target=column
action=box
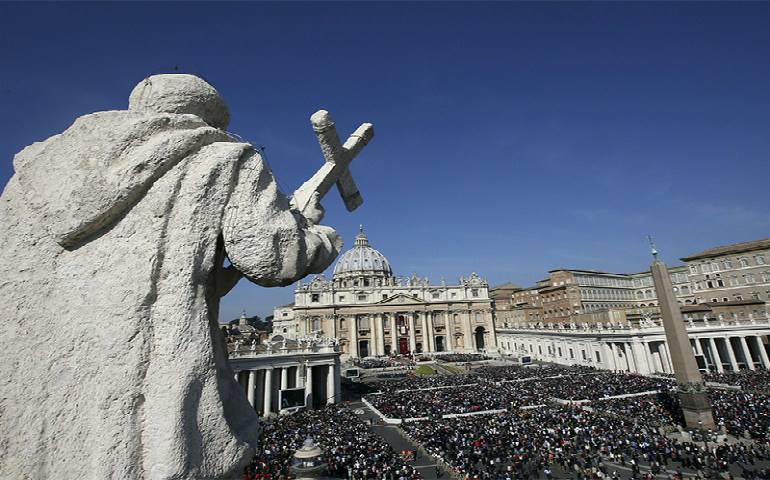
[650,343,663,373]
[707,337,724,373]
[305,365,314,410]
[738,336,755,370]
[625,342,637,372]
[659,343,673,374]
[390,314,398,355]
[487,309,499,350]
[281,367,289,390]
[723,337,740,371]
[692,338,704,356]
[296,364,304,387]
[334,361,341,403]
[408,312,417,354]
[263,368,273,415]
[607,343,618,371]
[424,312,435,353]
[462,310,473,352]
[375,314,385,356]
[599,342,611,370]
[638,342,653,375]
[326,364,336,405]
[443,311,455,352]
[753,336,770,369]
[247,370,257,408]
[349,317,359,358]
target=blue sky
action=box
[2,2,769,322]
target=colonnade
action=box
[231,355,341,415]
[340,309,497,358]
[498,327,770,375]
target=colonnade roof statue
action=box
[0,74,373,479]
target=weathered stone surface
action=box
[0,74,345,479]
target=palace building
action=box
[273,227,497,359]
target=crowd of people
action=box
[354,357,405,370]
[248,361,770,479]
[364,367,675,419]
[399,404,770,480]
[246,403,423,479]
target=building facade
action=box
[681,238,770,317]
[273,228,497,359]
[496,238,770,374]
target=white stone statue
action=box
[0,74,371,479]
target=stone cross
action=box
[292,110,374,215]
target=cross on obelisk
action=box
[648,236,716,430]
[292,110,374,220]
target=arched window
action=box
[339,318,347,329]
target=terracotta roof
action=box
[680,238,770,262]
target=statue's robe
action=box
[0,110,340,479]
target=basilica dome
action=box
[333,227,392,278]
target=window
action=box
[311,294,319,302]
[475,312,482,323]
[358,317,368,329]
[744,274,756,284]
[312,318,320,331]
[358,294,367,301]
[432,292,440,299]
[701,264,710,273]
[472,289,479,298]
[740,258,750,267]
[723,260,733,269]
[689,265,698,274]
[757,255,766,265]
[414,316,421,326]
[762,271,770,282]
[339,318,347,329]
[711,262,719,271]
[729,276,739,286]
[434,313,442,325]
[338,295,346,302]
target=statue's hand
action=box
[290,190,325,225]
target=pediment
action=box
[377,293,427,305]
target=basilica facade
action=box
[273,228,497,359]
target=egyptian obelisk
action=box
[649,237,715,430]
